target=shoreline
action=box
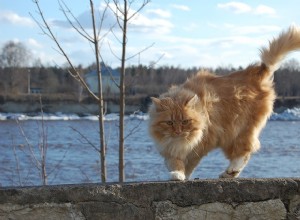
[0,95,300,115]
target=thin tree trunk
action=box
[32,0,107,183]
[39,95,48,185]
[90,0,106,182]
[119,0,128,183]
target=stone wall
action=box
[0,178,299,220]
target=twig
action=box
[148,53,165,68]
[70,126,101,153]
[79,167,92,183]
[47,144,70,184]
[58,0,94,43]
[16,119,41,170]
[126,42,155,61]
[11,137,22,186]
[124,111,143,140]
[99,54,120,88]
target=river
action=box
[0,109,299,186]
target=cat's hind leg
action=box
[220,132,260,178]
[219,154,250,178]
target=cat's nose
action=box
[174,129,181,135]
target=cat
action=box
[148,25,300,181]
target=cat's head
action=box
[148,91,208,158]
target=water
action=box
[0,109,300,187]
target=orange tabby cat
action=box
[148,26,300,180]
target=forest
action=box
[1,41,300,105]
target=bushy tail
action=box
[260,25,300,73]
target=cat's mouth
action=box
[171,132,189,138]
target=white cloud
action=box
[130,14,173,34]
[146,9,171,18]
[217,2,252,14]
[154,34,258,48]
[27,38,43,49]
[0,11,35,27]
[52,4,173,35]
[171,4,190,11]
[254,5,277,16]
[183,23,199,32]
[218,23,281,35]
[217,2,277,17]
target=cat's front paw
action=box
[219,170,240,178]
[170,171,185,181]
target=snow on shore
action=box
[0,110,149,121]
[0,108,299,121]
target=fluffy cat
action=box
[148,25,300,180]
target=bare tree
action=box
[32,0,151,183]
[15,97,48,185]
[31,0,108,182]
[0,41,31,68]
[107,0,150,182]
[0,41,31,94]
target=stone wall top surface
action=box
[0,178,299,220]
[1,178,299,206]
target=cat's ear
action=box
[185,95,198,108]
[151,97,161,105]
[151,97,164,111]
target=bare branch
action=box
[31,0,99,101]
[58,0,94,43]
[79,167,92,182]
[12,143,22,186]
[97,3,109,38]
[105,0,124,30]
[47,144,70,181]
[149,53,165,68]
[127,0,150,21]
[107,40,121,61]
[99,55,120,88]
[16,119,41,169]
[29,13,56,41]
[67,69,80,81]
[70,126,101,153]
[124,119,142,140]
[126,42,155,61]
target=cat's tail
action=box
[260,25,300,75]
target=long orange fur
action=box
[148,26,300,180]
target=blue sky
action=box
[1,0,300,68]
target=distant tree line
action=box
[1,41,300,101]
[124,61,300,98]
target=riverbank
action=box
[0,178,299,219]
[1,94,300,114]
[0,94,151,114]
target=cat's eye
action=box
[166,121,173,126]
[182,119,190,125]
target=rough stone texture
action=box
[0,203,85,220]
[0,178,299,220]
[154,199,286,220]
[288,195,300,220]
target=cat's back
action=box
[183,70,218,93]
[189,66,273,93]
[184,66,275,116]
